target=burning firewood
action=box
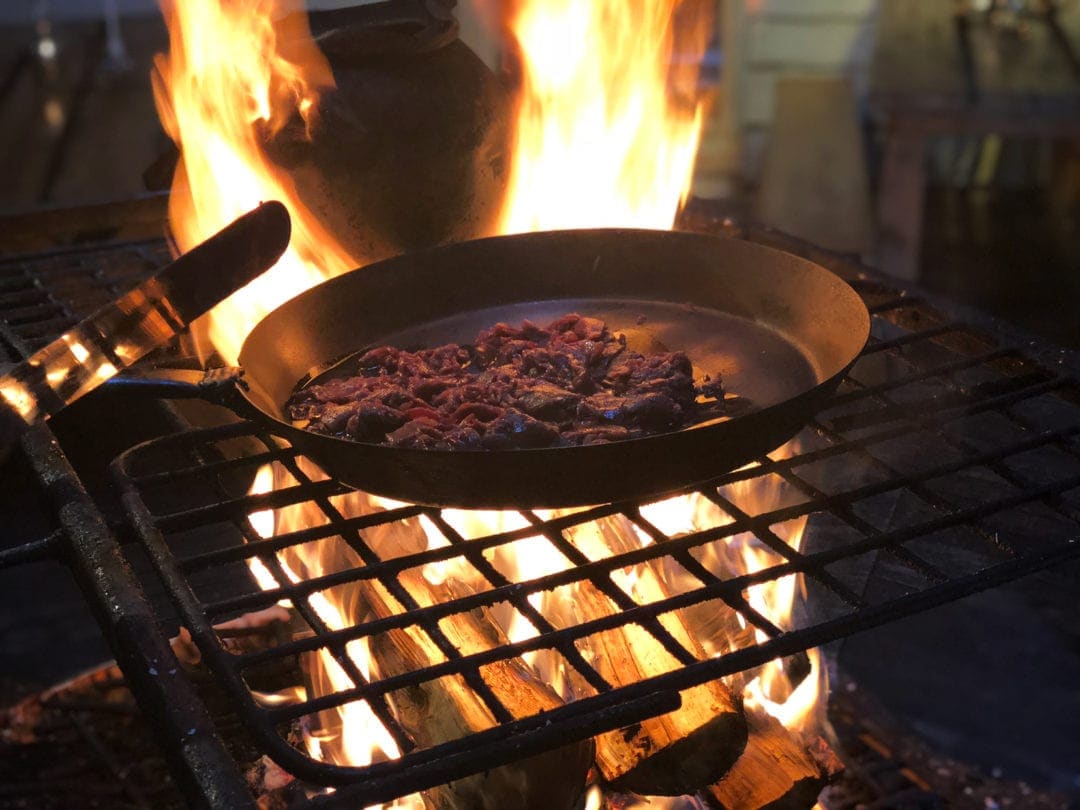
[172,605,302,694]
[2,605,299,735]
[704,708,843,810]
[559,517,748,796]
[367,585,593,809]
[1,609,309,809]
[564,585,748,795]
[313,514,594,810]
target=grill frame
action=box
[3,209,1080,808]
[0,234,256,810]
[0,238,172,351]
[109,222,1080,806]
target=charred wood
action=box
[565,518,748,795]
[172,605,303,694]
[705,708,842,810]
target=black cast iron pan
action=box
[166,228,865,508]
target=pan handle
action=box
[104,366,249,410]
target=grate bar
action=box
[154,478,352,533]
[178,504,428,573]
[422,509,614,694]
[232,464,1080,724]
[248,541,417,754]
[203,430,1080,662]
[262,534,1080,808]
[271,447,520,727]
[627,509,791,638]
[0,528,63,568]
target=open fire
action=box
[153,0,358,363]
[242,455,829,808]
[153,0,831,806]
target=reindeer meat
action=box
[288,314,723,449]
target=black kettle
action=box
[151,0,511,266]
[266,0,511,263]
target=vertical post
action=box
[876,119,928,280]
[102,0,132,71]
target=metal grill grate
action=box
[0,234,257,807]
[0,665,182,809]
[0,240,170,351]
[110,259,1080,807]
[0,238,171,572]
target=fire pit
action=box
[2,201,1080,808]
[3,0,1080,808]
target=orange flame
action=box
[153,0,360,364]
[247,465,423,809]
[160,0,824,801]
[499,0,712,232]
[245,453,822,805]
[635,472,824,733]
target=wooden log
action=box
[1,605,300,737]
[352,519,594,810]
[0,610,306,808]
[705,708,843,810]
[286,484,740,800]
[563,517,748,795]
[172,605,302,694]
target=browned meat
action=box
[287,314,724,449]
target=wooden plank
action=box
[756,0,875,16]
[741,70,780,127]
[46,16,170,205]
[754,76,873,255]
[0,22,98,212]
[746,17,870,69]
[870,107,1080,137]
[872,2,1080,114]
[876,123,928,281]
[0,193,167,253]
[965,9,1080,113]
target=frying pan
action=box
[125,228,869,508]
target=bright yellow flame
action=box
[499,0,712,232]
[745,647,824,733]
[247,463,294,605]
[436,507,558,670]
[724,473,824,733]
[153,0,361,364]
[245,464,423,809]
[247,463,277,541]
[633,457,824,732]
[0,380,37,421]
[94,361,119,380]
[64,336,90,363]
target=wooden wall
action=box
[726,0,880,183]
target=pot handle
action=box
[104,366,249,410]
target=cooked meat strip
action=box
[288,313,724,449]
